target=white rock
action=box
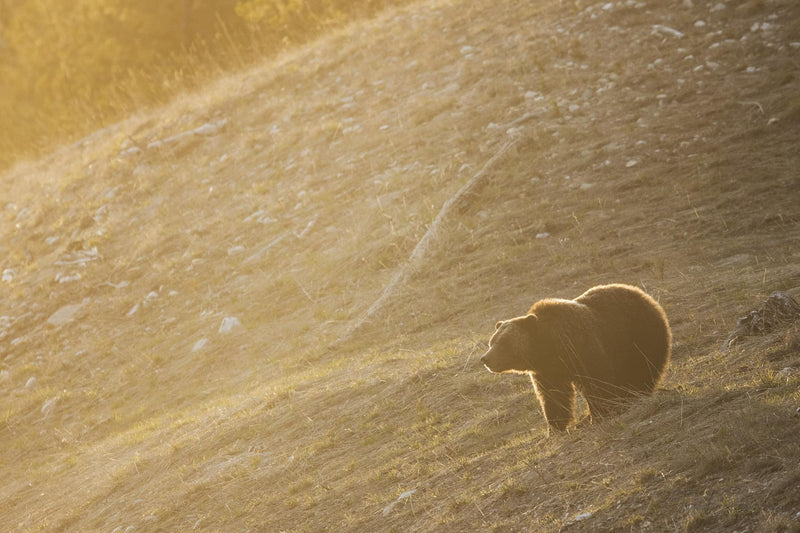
[382,489,417,516]
[25,376,37,388]
[244,209,277,224]
[219,317,243,334]
[55,272,82,283]
[55,247,100,266]
[752,22,774,32]
[652,25,685,38]
[2,268,15,282]
[294,216,318,239]
[120,146,142,157]
[41,397,58,415]
[192,338,210,352]
[47,299,90,326]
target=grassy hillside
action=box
[1,0,799,531]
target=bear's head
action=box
[480,314,539,374]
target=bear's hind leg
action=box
[580,377,631,420]
[533,379,575,431]
[583,394,623,421]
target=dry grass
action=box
[2,0,800,531]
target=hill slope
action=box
[1,0,799,531]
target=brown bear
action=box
[480,284,671,432]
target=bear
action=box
[480,283,671,432]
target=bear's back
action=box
[575,284,671,391]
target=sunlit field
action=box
[1,0,799,531]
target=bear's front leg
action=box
[533,378,575,432]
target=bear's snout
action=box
[480,350,497,372]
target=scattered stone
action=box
[25,376,37,388]
[294,215,318,239]
[2,268,15,282]
[55,247,100,266]
[382,489,416,516]
[145,118,228,151]
[243,233,288,265]
[119,146,143,157]
[41,397,58,416]
[652,25,685,38]
[55,272,82,283]
[244,209,277,224]
[751,22,774,32]
[724,291,800,350]
[219,317,243,334]
[192,338,210,352]
[47,298,90,327]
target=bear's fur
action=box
[480,284,671,432]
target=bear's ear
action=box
[494,321,504,330]
[521,313,538,331]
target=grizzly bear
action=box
[480,284,671,432]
